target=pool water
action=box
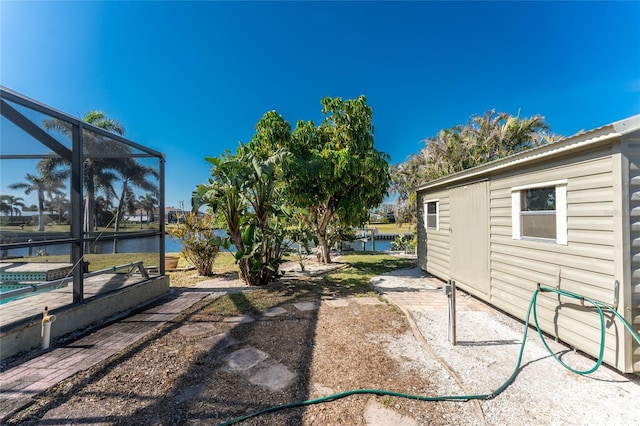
[0,283,31,292]
[0,282,65,305]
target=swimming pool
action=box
[0,282,68,305]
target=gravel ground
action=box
[374,266,640,426]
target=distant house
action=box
[414,115,640,373]
[123,209,152,223]
[165,207,181,223]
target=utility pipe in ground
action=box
[41,306,56,350]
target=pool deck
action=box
[0,262,74,282]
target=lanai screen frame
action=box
[0,86,166,302]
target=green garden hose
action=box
[220,286,640,425]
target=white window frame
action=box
[511,180,567,245]
[424,199,439,231]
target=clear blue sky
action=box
[1,1,639,208]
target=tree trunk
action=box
[84,196,93,253]
[317,231,332,264]
[113,185,127,254]
[112,209,120,253]
[314,204,334,264]
[37,199,45,232]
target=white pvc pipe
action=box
[42,321,52,349]
[41,307,56,350]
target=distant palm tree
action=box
[47,194,70,224]
[0,195,26,221]
[138,193,158,225]
[112,160,159,252]
[9,161,68,231]
[93,195,115,228]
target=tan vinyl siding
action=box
[489,150,621,367]
[417,190,450,279]
[626,140,640,371]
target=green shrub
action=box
[390,234,417,252]
[167,211,228,276]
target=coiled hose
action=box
[220,285,640,425]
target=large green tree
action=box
[284,95,390,263]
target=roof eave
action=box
[413,114,640,194]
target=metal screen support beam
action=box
[159,155,166,275]
[0,99,72,162]
[71,124,84,303]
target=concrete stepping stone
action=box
[173,384,205,404]
[224,347,269,371]
[248,360,296,392]
[261,307,288,317]
[311,383,335,398]
[324,298,349,307]
[177,323,217,338]
[354,297,383,305]
[294,301,319,312]
[223,314,254,324]
[195,333,238,352]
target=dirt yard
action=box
[7,256,457,425]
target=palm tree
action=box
[9,161,68,231]
[391,110,556,226]
[48,194,70,224]
[0,195,26,222]
[137,192,158,226]
[93,195,114,228]
[43,111,127,236]
[112,160,159,252]
[468,109,551,162]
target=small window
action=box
[425,200,439,230]
[512,181,567,244]
[520,187,556,239]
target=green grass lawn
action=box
[0,222,160,234]
[366,223,415,234]
[197,252,415,316]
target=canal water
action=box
[2,234,394,258]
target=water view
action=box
[1,234,395,259]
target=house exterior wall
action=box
[417,188,451,281]
[488,146,623,369]
[625,136,640,372]
[416,134,640,372]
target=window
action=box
[521,187,556,239]
[512,181,567,244]
[425,200,439,230]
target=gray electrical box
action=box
[442,282,452,296]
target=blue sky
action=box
[1,1,639,208]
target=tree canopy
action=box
[284,95,390,263]
[391,110,557,225]
[195,95,390,285]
